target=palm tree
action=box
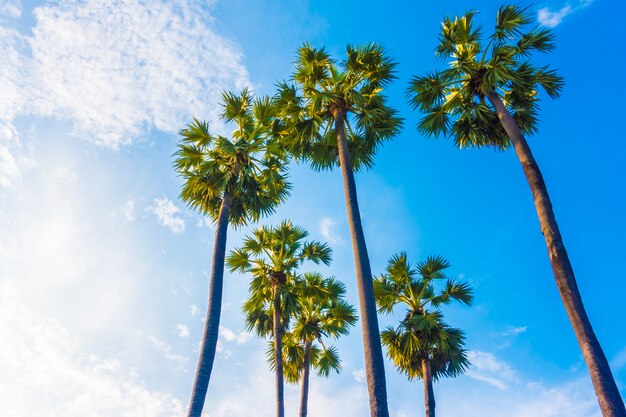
[227,221,332,417]
[374,253,472,417]
[275,44,403,417]
[173,89,290,417]
[406,6,625,416]
[273,272,358,417]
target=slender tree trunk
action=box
[273,285,285,417]
[299,340,313,417]
[187,192,233,417]
[335,112,390,417]
[486,91,626,417]
[421,358,435,417]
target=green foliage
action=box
[173,89,291,227]
[275,44,403,172]
[228,221,333,338]
[266,273,357,383]
[374,253,473,381]
[408,5,564,149]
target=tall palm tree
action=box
[227,221,332,417]
[374,253,472,417]
[173,89,290,417]
[275,44,403,417]
[273,272,358,417]
[406,6,625,416]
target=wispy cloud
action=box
[319,217,343,244]
[190,304,201,317]
[0,0,21,19]
[0,0,249,185]
[52,166,78,182]
[466,350,517,389]
[502,325,528,337]
[177,324,190,338]
[538,0,594,27]
[352,368,366,383]
[0,281,185,417]
[149,197,186,234]
[197,216,214,229]
[148,335,188,369]
[0,145,21,186]
[219,325,254,345]
[120,198,136,222]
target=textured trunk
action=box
[486,91,625,417]
[335,112,390,417]
[421,358,435,417]
[299,340,313,417]
[187,192,233,417]
[273,285,285,417]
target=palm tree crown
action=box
[407,5,563,149]
[227,221,333,335]
[274,272,358,382]
[226,220,332,318]
[227,221,333,417]
[174,88,290,225]
[374,253,473,381]
[275,43,403,171]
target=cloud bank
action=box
[0,0,249,184]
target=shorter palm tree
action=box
[227,221,332,417]
[374,253,472,417]
[267,272,357,417]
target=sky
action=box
[0,0,624,416]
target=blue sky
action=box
[0,0,624,416]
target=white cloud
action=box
[319,216,343,244]
[197,216,214,229]
[0,145,20,186]
[148,335,188,369]
[149,197,186,234]
[0,281,185,417]
[0,0,21,19]
[510,378,601,417]
[202,352,369,417]
[538,1,593,27]
[502,325,528,336]
[219,325,254,345]
[0,25,27,185]
[352,368,366,383]
[538,4,572,27]
[0,0,249,185]
[466,350,517,389]
[177,324,190,338]
[190,304,201,317]
[52,166,78,182]
[121,199,136,221]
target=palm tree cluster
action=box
[375,254,473,417]
[174,5,625,417]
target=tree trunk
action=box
[486,91,626,417]
[335,112,390,417]
[273,285,285,417]
[187,192,233,417]
[421,358,435,417]
[299,340,313,417]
